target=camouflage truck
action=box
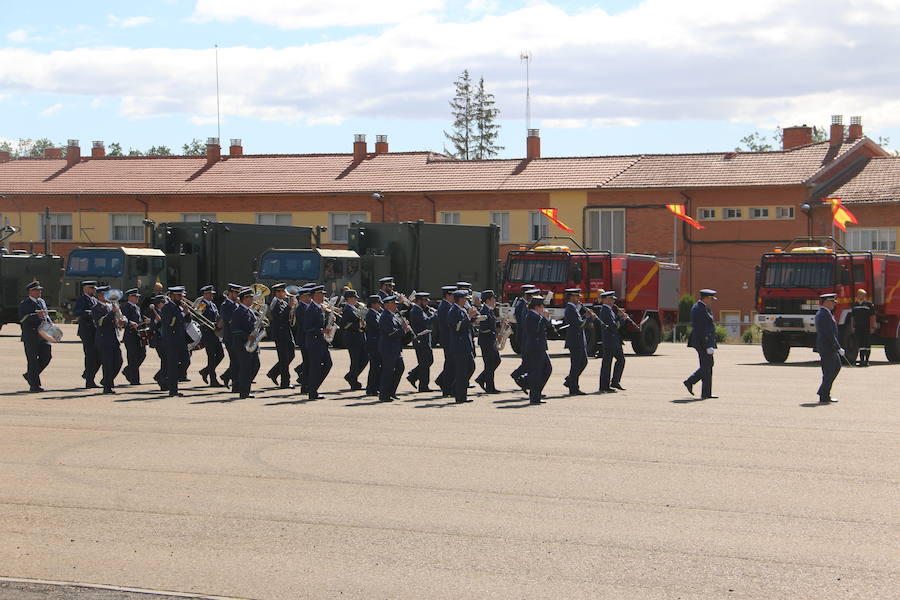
[0,249,64,329]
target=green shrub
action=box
[742,324,761,344]
[714,325,728,343]
[678,294,694,324]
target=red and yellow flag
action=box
[666,204,704,230]
[538,208,575,233]
[822,198,858,232]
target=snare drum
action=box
[186,321,203,351]
[38,321,63,343]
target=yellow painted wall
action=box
[548,191,587,243]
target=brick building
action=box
[1,118,896,329]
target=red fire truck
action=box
[755,237,900,363]
[502,237,680,355]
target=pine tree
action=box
[473,77,503,159]
[443,70,475,159]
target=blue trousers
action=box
[600,343,625,390]
[566,345,587,391]
[686,348,714,398]
[526,350,552,403]
[410,339,433,390]
[817,352,842,400]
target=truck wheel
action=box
[761,332,790,363]
[839,325,859,364]
[585,321,598,356]
[631,319,660,355]
[884,337,900,363]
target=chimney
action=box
[782,125,813,150]
[206,137,221,165]
[353,134,367,162]
[375,134,388,154]
[44,147,62,159]
[0,150,10,163]
[526,128,541,159]
[91,140,105,158]
[847,116,863,141]
[829,115,844,146]
[66,139,81,167]
[229,138,243,157]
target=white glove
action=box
[838,348,845,357]
[706,347,715,355]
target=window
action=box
[110,213,144,242]
[750,207,769,219]
[776,206,795,219]
[256,213,292,226]
[65,249,124,277]
[586,208,625,252]
[762,260,833,288]
[440,212,461,225]
[846,228,896,252]
[39,213,72,241]
[182,213,216,222]
[329,212,366,242]
[724,208,743,220]
[698,208,716,220]
[258,250,321,280]
[506,257,568,283]
[490,212,509,242]
[528,211,550,242]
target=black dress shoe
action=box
[418,387,435,393]
[221,375,231,388]
[529,399,546,405]
[209,380,223,388]
[30,386,45,393]
[455,399,467,404]
[568,389,587,396]
[364,392,378,397]
[169,392,185,397]
[86,382,99,389]
[390,394,400,400]
[381,397,395,403]
[611,384,625,390]
[475,378,487,392]
[179,377,189,382]
[349,382,363,391]
[819,397,838,404]
[268,373,279,387]
[308,394,325,400]
[406,373,418,387]
[200,370,209,384]
[486,388,501,394]
[102,388,116,395]
[599,388,617,393]
[683,380,694,396]
[701,395,719,399]
[239,394,255,399]
[279,384,296,389]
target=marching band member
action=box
[293,285,313,390]
[377,276,394,300]
[364,295,383,397]
[598,291,626,393]
[475,290,501,394]
[197,285,224,387]
[73,280,101,389]
[266,283,296,389]
[145,294,168,391]
[448,289,477,404]
[160,286,191,397]
[120,288,146,385]
[377,295,406,402]
[339,289,367,391]
[406,291,437,392]
[19,281,52,392]
[231,287,260,399]
[303,285,332,400]
[563,288,590,395]
[510,285,537,392]
[434,285,457,397]
[524,293,552,405]
[91,286,123,395]
[218,283,241,391]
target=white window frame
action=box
[490,211,510,242]
[329,212,367,243]
[724,208,743,220]
[110,213,144,242]
[528,211,550,242]
[39,213,73,241]
[256,213,292,226]
[182,213,216,222]
[698,208,716,220]
[586,208,625,253]
[846,228,896,252]
[776,206,795,219]
[439,211,461,225]
[749,207,769,219]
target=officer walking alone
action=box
[19,281,52,392]
[815,293,843,404]
[683,289,718,399]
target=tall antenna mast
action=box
[520,51,532,133]
[215,43,221,141]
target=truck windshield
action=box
[762,260,833,288]
[506,257,568,283]
[258,251,321,280]
[66,249,124,277]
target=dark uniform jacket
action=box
[160,299,190,346]
[598,303,622,347]
[377,309,405,355]
[73,293,98,338]
[523,309,549,354]
[91,302,120,348]
[409,303,436,346]
[688,301,717,350]
[563,302,586,349]
[293,301,310,344]
[303,301,326,346]
[365,308,382,350]
[269,296,293,340]
[219,297,236,344]
[477,304,497,339]
[230,303,257,347]
[437,299,453,348]
[814,305,840,354]
[448,304,475,355]
[121,301,143,344]
[200,299,221,341]
[513,297,529,347]
[18,296,48,343]
[340,303,365,336]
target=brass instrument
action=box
[245,284,271,352]
[496,316,512,351]
[35,298,63,343]
[180,297,218,332]
[285,284,301,328]
[105,289,129,339]
[323,295,340,343]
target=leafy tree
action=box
[473,77,503,159]
[107,142,124,157]
[443,70,475,159]
[146,145,172,156]
[182,138,205,156]
[127,148,144,157]
[735,132,774,152]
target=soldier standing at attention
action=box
[851,288,876,367]
[266,283,296,389]
[434,285,457,397]
[563,288,589,395]
[598,291,626,393]
[303,285,332,400]
[377,295,407,402]
[218,283,241,391]
[510,286,537,392]
[293,285,313,391]
[364,295,384,397]
[448,289,477,404]
[73,280,100,389]
[815,293,843,404]
[160,286,191,397]
[475,290,501,394]
[197,285,224,387]
[523,293,552,405]
[231,287,260,399]
[683,289,718,400]
[340,289,368,391]
[120,288,146,385]
[91,286,123,395]
[19,281,52,392]
[406,291,437,392]
[145,294,168,391]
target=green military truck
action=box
[0,249,64,330]
[61,246,167,315]
[255,248,374,297]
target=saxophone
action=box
[322,296,339,343]
[244,284,271,352]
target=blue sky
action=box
[2,0,898,157]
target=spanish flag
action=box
[822,198,858,232]
[539,208,575,233]
[666,204,704,230]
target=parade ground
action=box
[0,324,897,600]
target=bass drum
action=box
[186,321,203,351]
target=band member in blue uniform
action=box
[377,277,394,300]
[91,286,123,394]
[19,281,52,392]
[683,289,718,399]
[120,288,146,385]
[218,283,241,391]
[562,288,589,395]
[231,287,260,399]
[378,295,408,402]
[475,290,501,394]
[340,289,368,390]
[406,291,437,392]
[303,285,332,400]
[815,293,843,404]
[510,286,538,392]
[524,293,552,405]
[851,288,876,367]
[195,285,224,387]
[598,291,626,393]
[364,295,383,397]
[73,280,101,388]
[266,283,296,389]
[434,285,457,397]
[160,286,191,397]
[145,294,168,391]
[293,285,313,390]
[448,289,477,403]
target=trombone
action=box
[181,296,218,331]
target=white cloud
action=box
[188,114,218,125]
[541,118,587,129]
[191,0,445,28]
[40,103,63,117]
[7,29,32,43]
[107,15,155,28]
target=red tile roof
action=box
[814,157,900,204]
